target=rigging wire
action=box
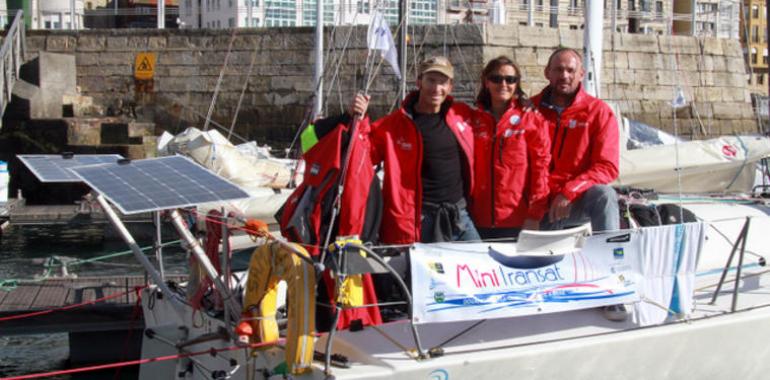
[203,29,238,132]
[228,45,259,141]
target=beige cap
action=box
[419,56,454,79]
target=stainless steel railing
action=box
[0,11,26,129]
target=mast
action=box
[583,0,604,97]
[314,0,324,117]
[399,0,408,100]
[158,0,165,29]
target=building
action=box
[741,0,768,95]
[176,0,743,48]
[5,0,85,30]
[692,0,740,39]
[501,0,668,34]
[80,0,179,29]
[178,0,439,28]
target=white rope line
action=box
[203,29,237,132]
[227,46,258,141]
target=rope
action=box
[0,286,146,323]
[202,29,237,132]
[0,240,182,292]
[228,46,258,141]
[0,339,283,380]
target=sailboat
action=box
[12,1,770,379]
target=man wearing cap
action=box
[531,47,620,233]
[345,56,479,244]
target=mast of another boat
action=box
[313,0,324,117]
[583,0,604,97]
[399,0,408,100]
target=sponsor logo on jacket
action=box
[396,137,413,151]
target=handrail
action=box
[0,11,26,129]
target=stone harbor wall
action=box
[21,25,758,143]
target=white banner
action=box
[410,223,704,324]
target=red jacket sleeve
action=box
[338,117,375,236]
[525,111,551,220]
[560,103,619,201]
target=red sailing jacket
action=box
[469,100,551,228]
[348,92,475,244]
[279,116,382,329]
[532,85,619,202]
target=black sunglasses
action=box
[487,75,519,84]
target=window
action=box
[229,17,235,27]
[640,0,650,12]
[759,74,765,85]
[229,0,233,7]
[569,0,579,15]
[655,1,662,15]
[357,0,370,13]
[519,0,529,11]
[753,26,760,43]
[753,5,759,18]
[628,0,635,11]
[752,48,758,64]
[266,0,298,27]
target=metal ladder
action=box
[0,11,26,129]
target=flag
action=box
[671,86,687,108]
[367,11,401,79]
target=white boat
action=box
[86,2,770,379]
[129,199,770,380]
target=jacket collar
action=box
[401,90,454,118]
[538,83,589,112]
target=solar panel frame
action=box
[17,154,125,183]
[71,155,250,214]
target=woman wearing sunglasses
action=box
[469,56,551,240]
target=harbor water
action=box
[0,224,191,379]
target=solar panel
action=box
[71,155,250,214]
[18,154,124,183]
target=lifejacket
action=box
[278,114,382,250]
[277,113,383,330]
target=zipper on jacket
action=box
[490,132,497,227]
[411,114,422,242]
[550,111,562,171]
[498,138,505,163]
[557,127,569,159]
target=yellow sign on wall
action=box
[134,52,156,80]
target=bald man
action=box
[531,48,620,233]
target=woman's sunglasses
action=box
[487,75,519,84]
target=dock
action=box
[1,198,153,226]
[0,275,185,335]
